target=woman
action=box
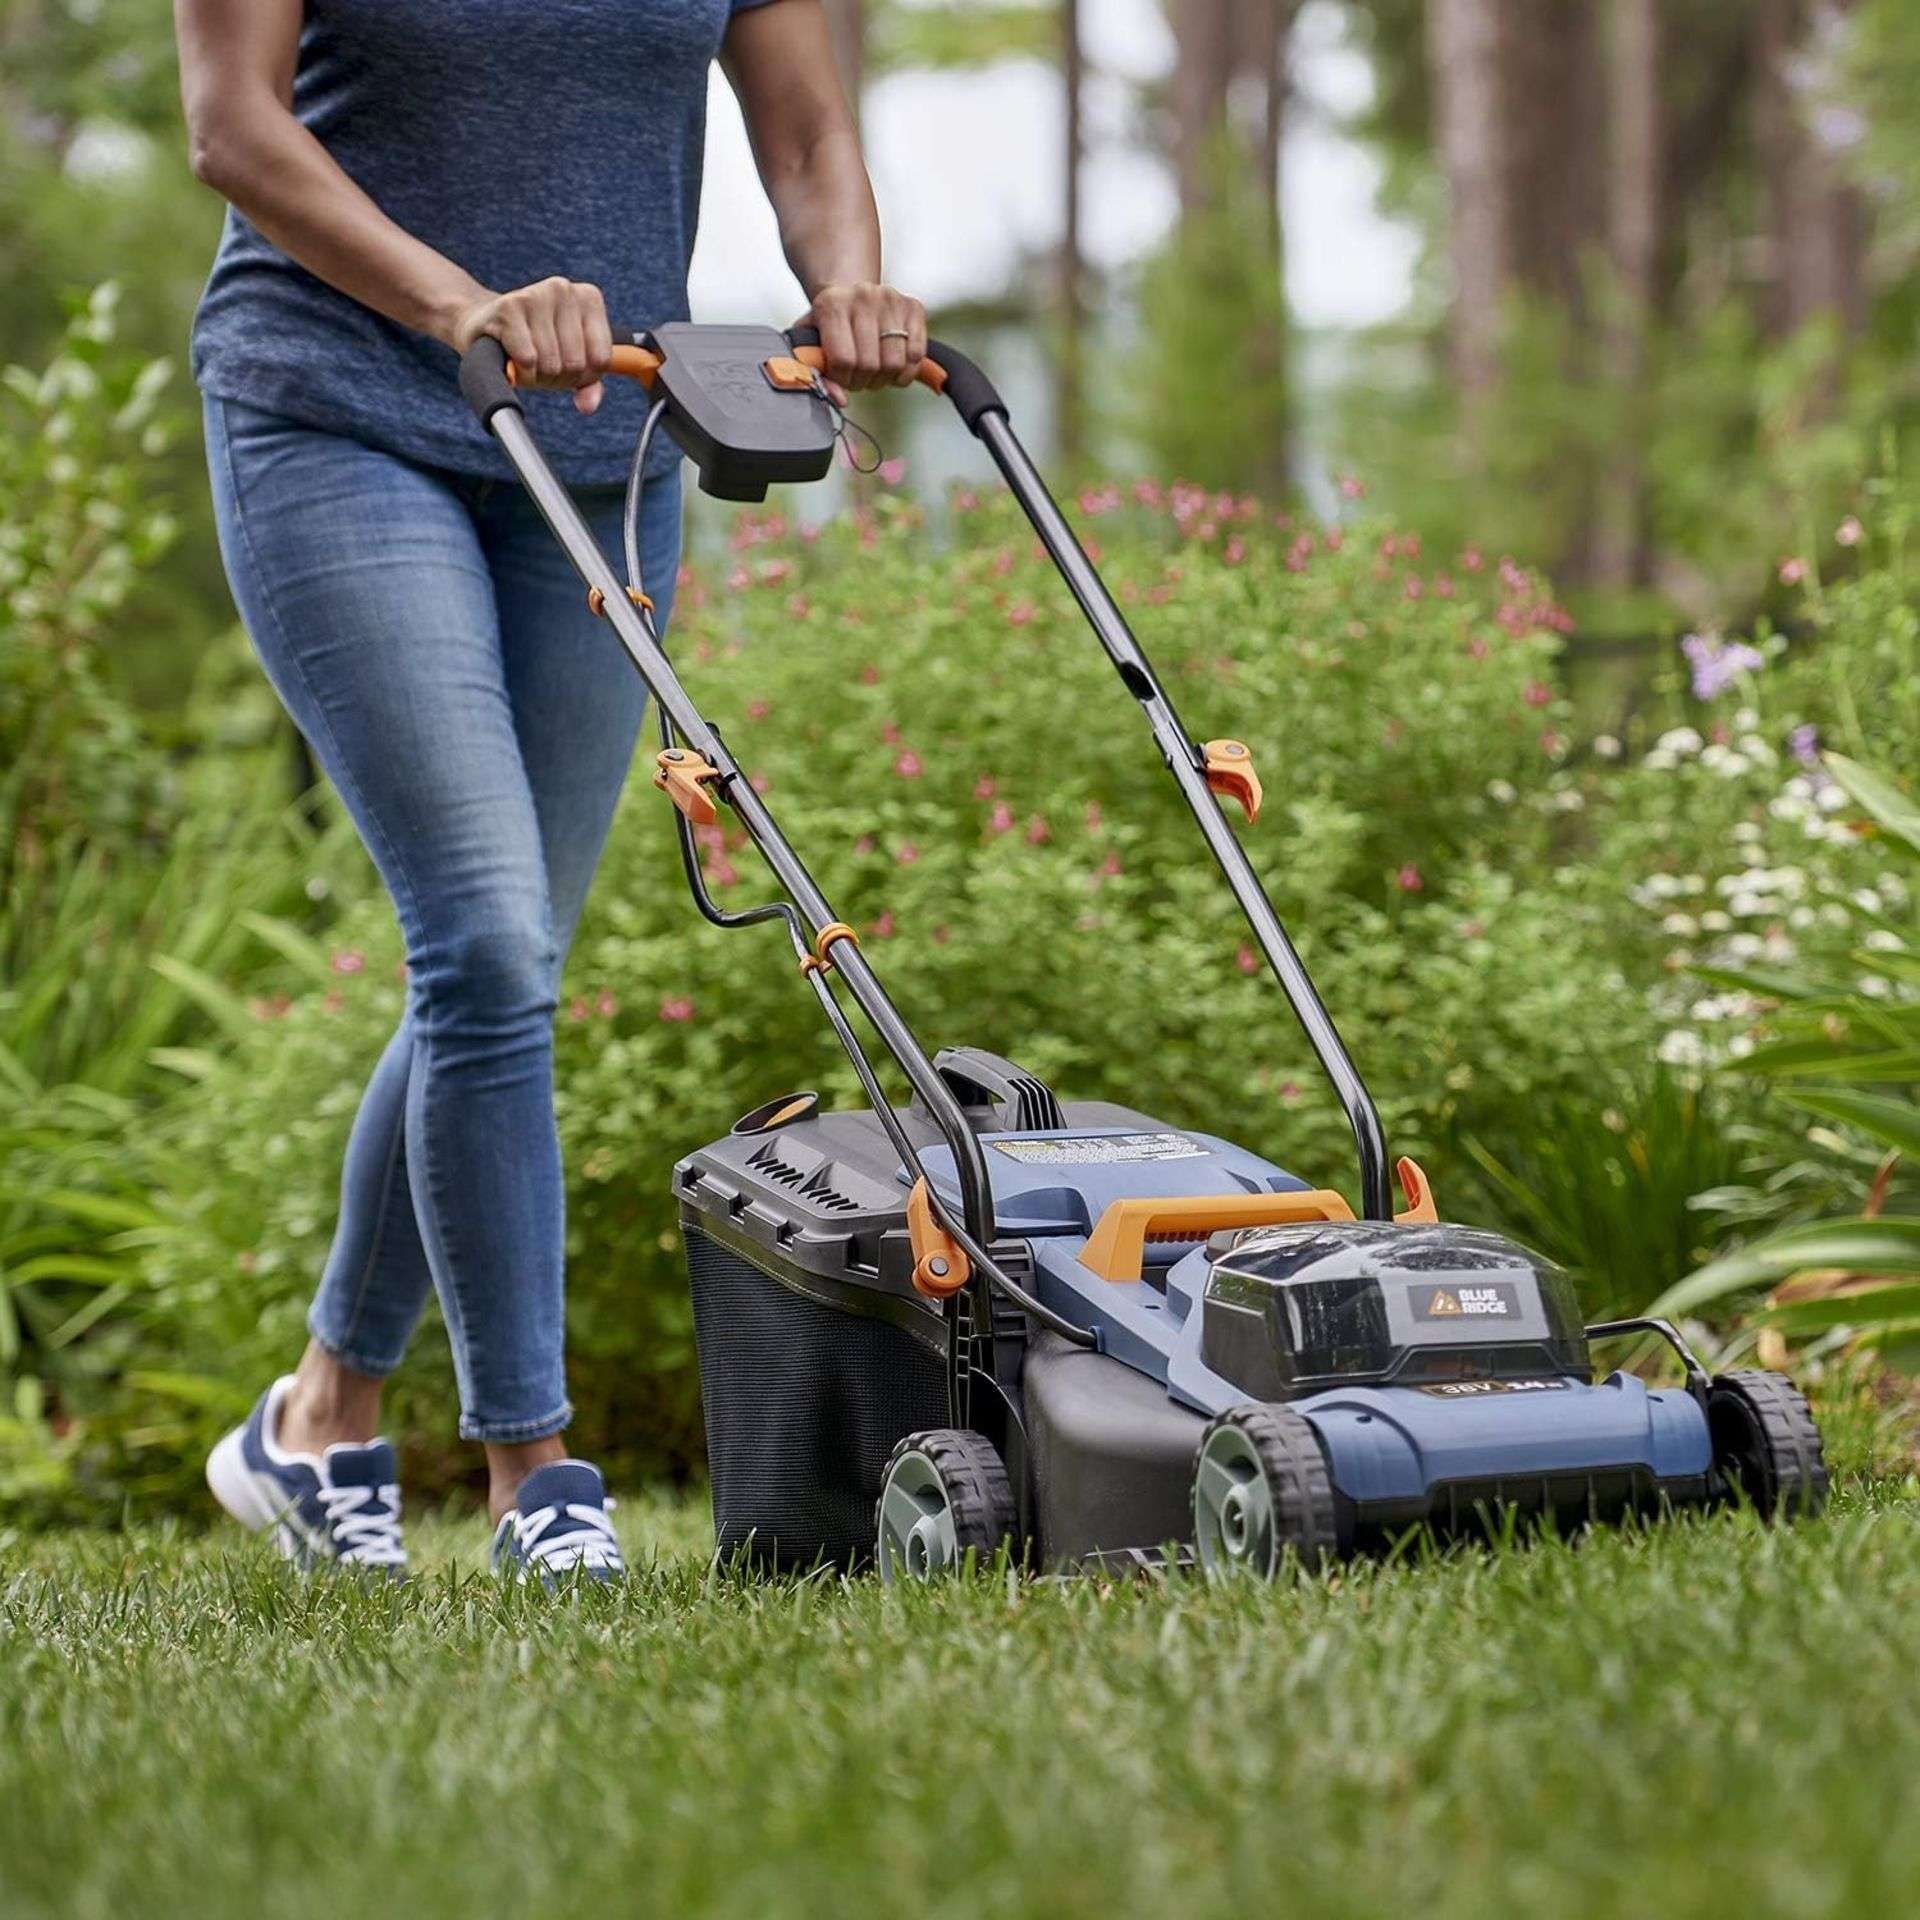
[178,0,925,1581]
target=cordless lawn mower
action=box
[460,322,1830,1579]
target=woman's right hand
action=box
[448,278,614,415]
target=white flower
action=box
[1724,934,1765,961]
[1700,910,1731,932]
[1852,889,1884,913]
[1658,1029,1707,1067]
[1821,904,1852,927]
[1860,975,1892,1000]
[1818,785,1848,812]
[1726,1033,1757,1059]
[1592,734,1622,759]
[1552,789,1586,812]
[1733,822,1764,844]
[1863,929,1907,952]
[1661,914,1699,937]
[1487,779,1517,804]
[1733,707,1759,731]
[1789,906,1815,929]
[1681,874,1707,895]
[1656,727,1703,756]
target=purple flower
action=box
[1681,632,1765,702]
[1789,723,1820,767]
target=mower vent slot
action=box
[746,1140,863,1214]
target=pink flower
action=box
[1084,801,1103,833]
[1461,545,1484,573]
[1395,863,1424,893]
[750,772,771,793]
[1404,576,1424,600]
[1095,851,1122,878]
[880,719,902,744]
[854,834,876,855]
[869,911,896,939]
[1779,556,1807,585]
[954,487,981,512]
[973,775,997,799]
[658,996,695,1023]
[894,750,923,778]
[932,924,951,944]
[895,842,920,865]
[1466,637,1490,662]
[757,558,791,587]
[1836,516,1864,547]
[675,563,696,589]
[786,594,811,620]
[1224,536,1247,565]
[727,564,750,591]
[1025,814,1051,845]
[1523,680,1552,708]
[746,698,771,720]
[1278,1080,1302,1104]
[568,997,591,1023]
[597,990,618,1018]
[1338,474,1366,500]
[1236,944,1259,975]
[879,457,907,485]
[1007,600,1036,626]
[859,663,880,685]
[1540,729,1565,756]
[330,949,365,976]
[988,802,1015,835]
[322,990,344,1015]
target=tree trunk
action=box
[1058,0,1087,464]
[1590,0,1664,591]
[1754,0,1868,341]
[1169,0,1238,221]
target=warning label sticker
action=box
[1418,1378,1570,1399]
[989,1132,1209,1165]
[1413,1281,1522,1321]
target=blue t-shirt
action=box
[192,0,776,484]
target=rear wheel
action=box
[875,1429,1015,1582]
[1708,1370,1830,1518]
[1191,1403,1338,1580]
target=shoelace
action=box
[507,1500,626,1578]
[317,1482,408,1569]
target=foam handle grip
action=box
[458,335,521,426]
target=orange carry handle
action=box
[507,343,663,391]
[906,1177,971,1299]
[790,343,948,396]
[1079,1190,1356,1283]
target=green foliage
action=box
[1654,754,1919,1350]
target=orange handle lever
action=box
[1079,1190,1356,1283]
[507,343,663,390]
[790,343,948,396]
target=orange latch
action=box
[654,747,721,826]
[1202,739,1262,824]
[763,355,818,392]
[906,1177,971,1299]
[1080,1189,1355,1283]
[1393,1156,1439,1224]
[588,584,654,619]
[798,921,860,977]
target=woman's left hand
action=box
[798,283,927,395]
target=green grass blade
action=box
[1782,1088,1920,1160]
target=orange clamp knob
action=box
[906,1177,971,1299]
[1203,739,1262,825]
[654,747,721,826]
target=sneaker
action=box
[491,1460,626,1587]
[205,1375,409,1576]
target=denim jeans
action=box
[204,397,680,1441]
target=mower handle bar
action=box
[456,324,1395,1225]
[457,328,1010,435]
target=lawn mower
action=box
[459,322,1830,1579]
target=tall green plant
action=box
[1653,755,1920,1349]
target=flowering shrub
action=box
[128,480,1675,1499]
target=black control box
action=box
[648,322,837,501]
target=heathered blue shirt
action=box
[192,0,777,484]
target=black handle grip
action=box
[458,335,522,427]
[784,326,1007,436]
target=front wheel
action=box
[875,1429,1015,1582]
[1707,1370,1830,1518]
[1191,1403,1338,1580]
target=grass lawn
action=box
[5,1433,1919,1920]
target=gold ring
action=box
[880,329,911,340]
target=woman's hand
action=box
[798,283,928,394]
[449,279,614,415]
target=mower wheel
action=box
[1707,1370,1830,1518]
[875,1429,1016,1583]
[1191,1403,1338,1580]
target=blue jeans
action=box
[205,397,679,1441]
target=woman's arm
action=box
[722,0,926,390]
[173,0,613,409]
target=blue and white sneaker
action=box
[491,1460,626,1587]
[205,1375,409,1576]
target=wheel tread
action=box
[1194,1403,1339,1576]
[877,1428,1015,1575]
[1708,1369,1830,1518]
